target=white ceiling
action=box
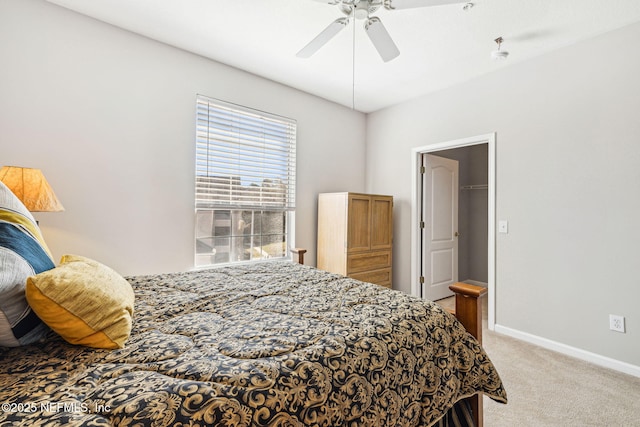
[46,0,640,113]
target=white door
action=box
[421,154,459,301]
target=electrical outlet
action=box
[609,314,625,333]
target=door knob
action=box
[455,231,461,237]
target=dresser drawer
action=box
[347,250,391,274]
[349,268,392,288]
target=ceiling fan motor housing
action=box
[339,0,381,18]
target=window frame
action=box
[194,95,296,267]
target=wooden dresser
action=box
[317,192,393,288]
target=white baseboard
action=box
[461,279,488,288]
[494,324,640,378]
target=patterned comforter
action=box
[0,261,506,426]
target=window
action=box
[194,95,296,267]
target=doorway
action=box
[421,153,460,301]
[410,133,496,330]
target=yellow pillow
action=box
[26,255,134,349]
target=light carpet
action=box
[436,296,640,426]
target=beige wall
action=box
[0,0,366,274]
[366,22,640,369]
[2,0,638,375]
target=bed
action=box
[1,178,505,427]
[0,257,506,426]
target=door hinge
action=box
[419,166,426,174]
[420,221,425,229]
[419,276,425,284]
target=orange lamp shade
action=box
[0,166,64,212]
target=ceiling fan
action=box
[297,0,463,62]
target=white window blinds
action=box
[195,95,296,210]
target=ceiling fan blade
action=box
[296,17,349,58]
[385,0,461,10]
[364,17,400,62]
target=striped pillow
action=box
[0,180,55,347]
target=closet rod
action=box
[460,184,488,190]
